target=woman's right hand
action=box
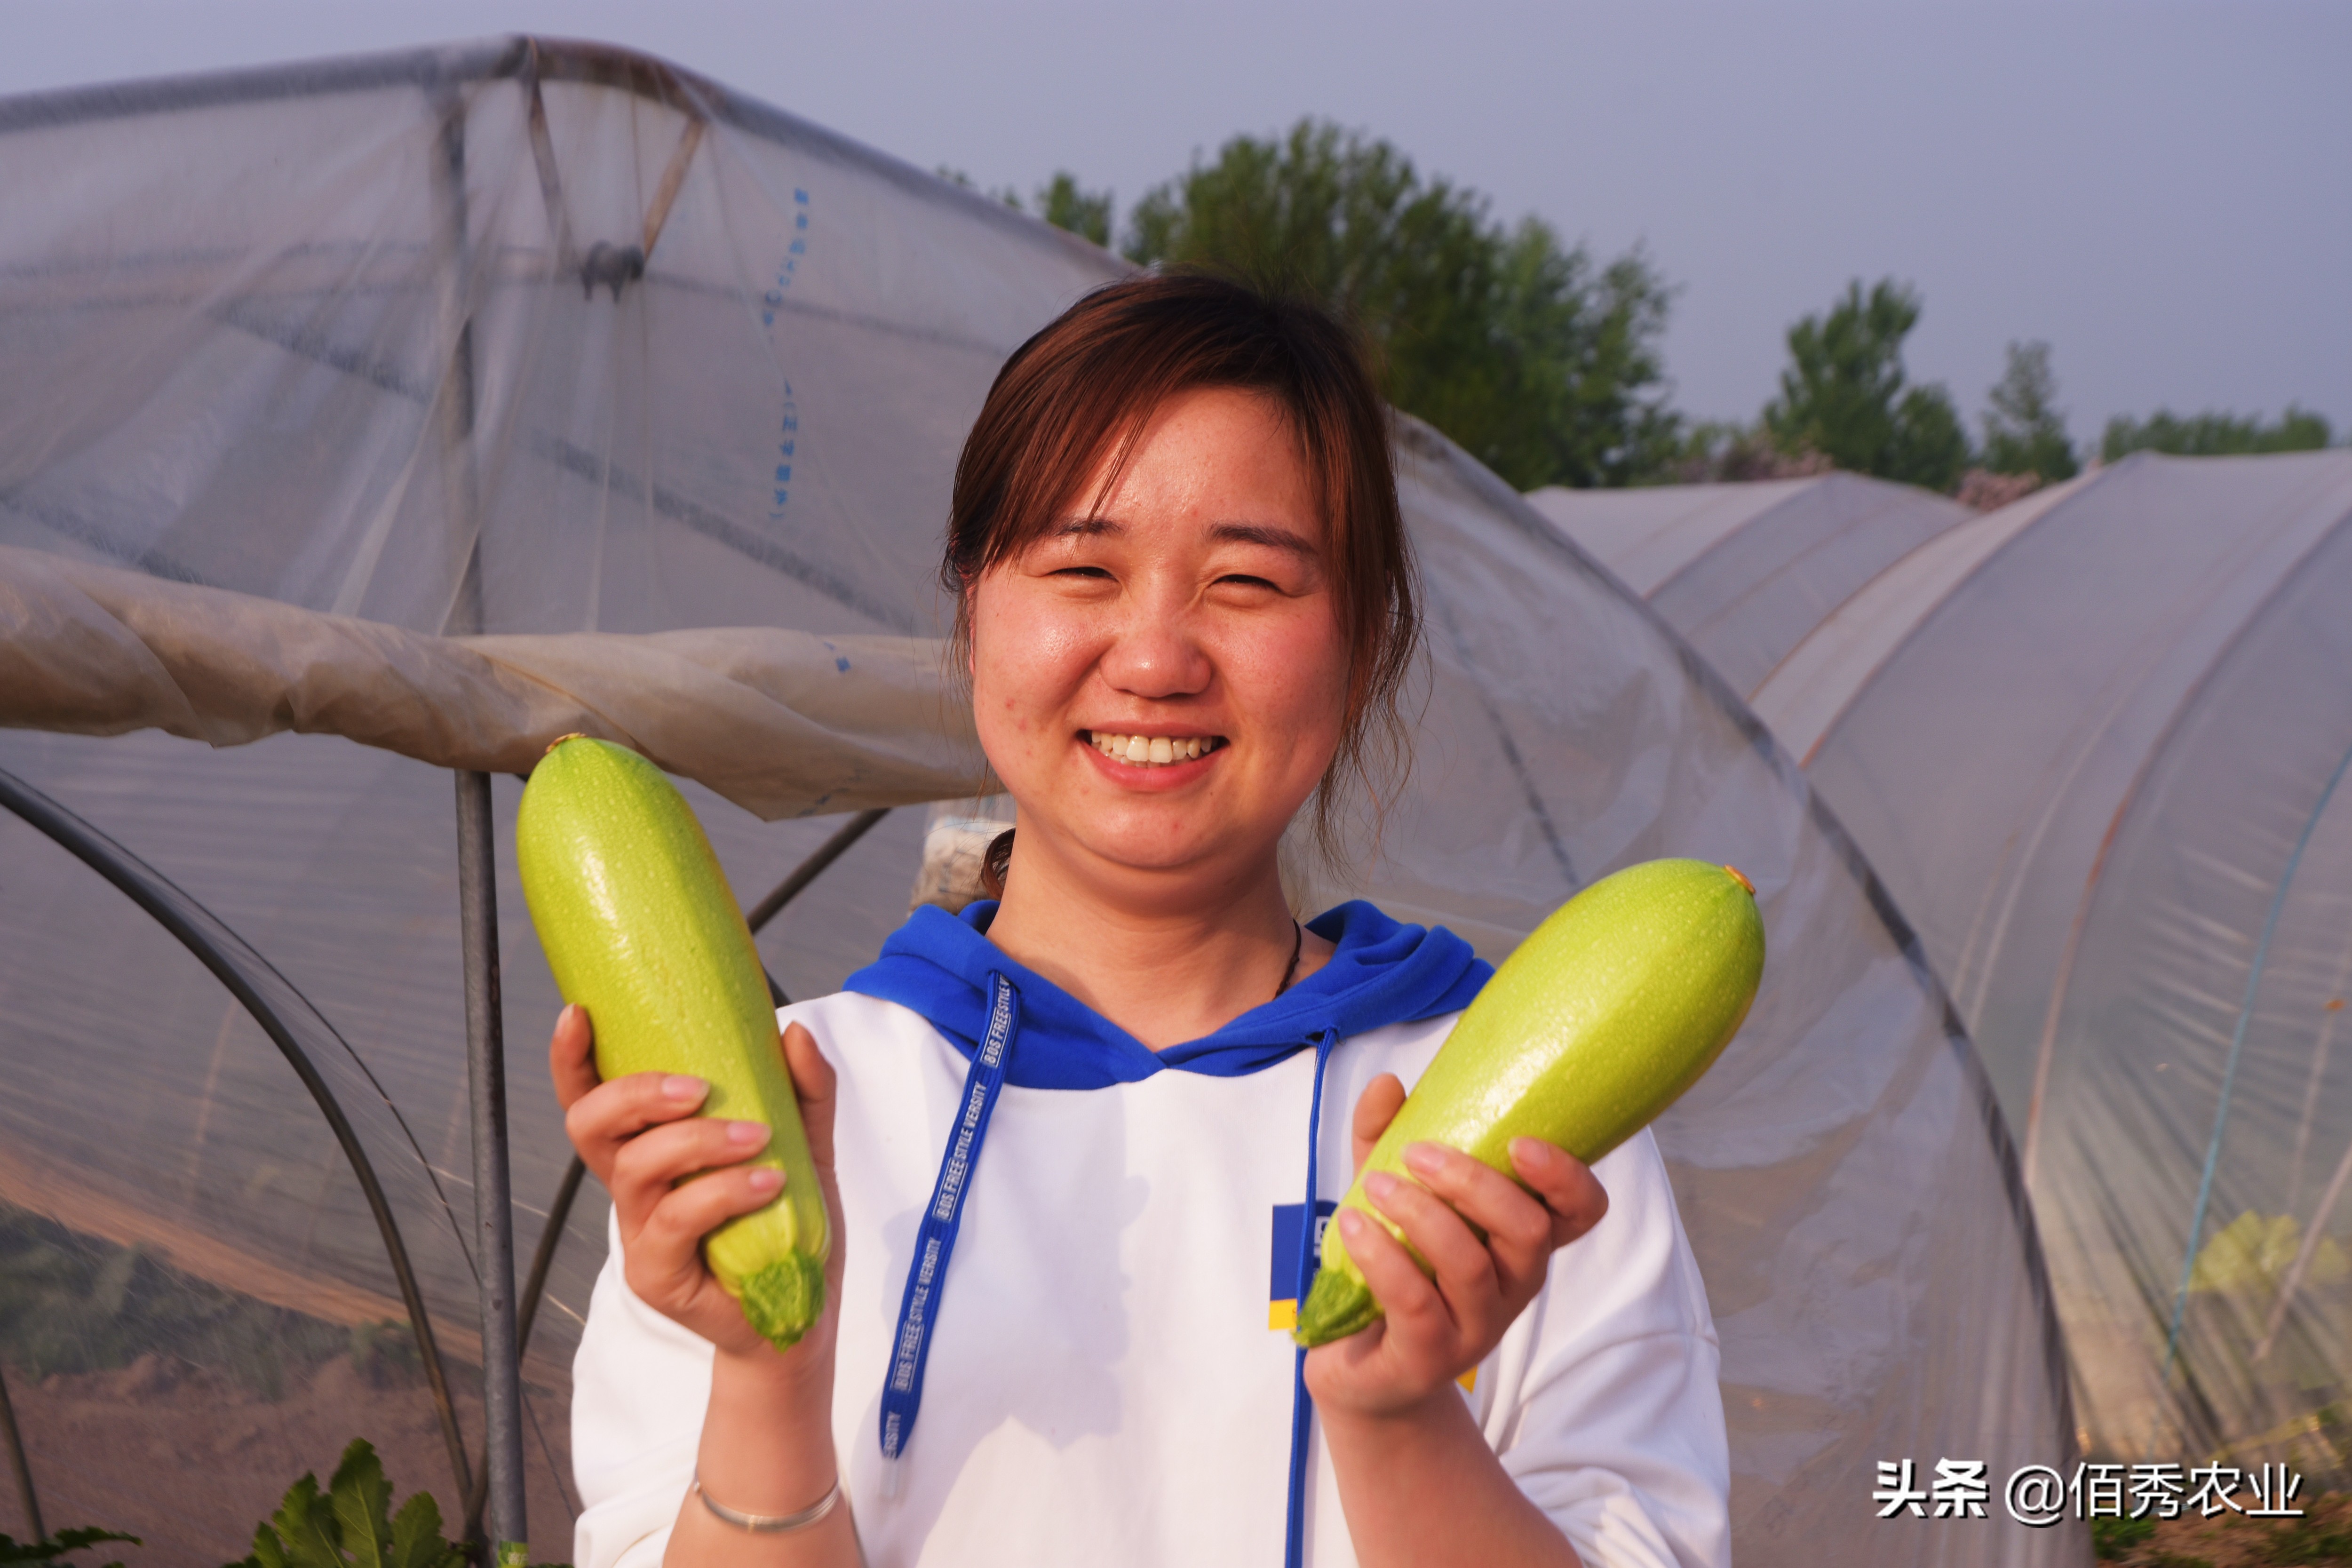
[548,1004,845,1368]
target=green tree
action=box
[1763,279,1971,492]
[1034,172,1113,247]
[2101,405,2334,461]
[1979,340,2077,481]
[1123,119,1680,489]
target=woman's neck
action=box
[981,834,1333,1050]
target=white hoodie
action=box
[571,985,1729,1568]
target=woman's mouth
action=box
[1084,731,1224,768]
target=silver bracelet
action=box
[691,1473,842,1534]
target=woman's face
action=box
[969,385,1350,894]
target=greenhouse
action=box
[1542,454,2352,1472]
[2,39,2074,1566]
[1522,472,1974,704]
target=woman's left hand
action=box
[1303,1072,1610,1418]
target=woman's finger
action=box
[1337,1207,1449,1345]
[607,1116,771,1226]
[1508,1138,1610,1248]
[1364,1169,1502,1320]
[626,1164,784,1303]
[1350,1074,1407,1173]
[562,1070,710,1178]
[548,1004,601,1111]
[1403,1142,1557,1294]
[781,1023,837,1170]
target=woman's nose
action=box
[1098,602,1211,699]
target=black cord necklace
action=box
[1275,919,1304,998]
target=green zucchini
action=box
[1294,857,1764,1347]
[516,736,828,1351]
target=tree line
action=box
[961,122,2338,496]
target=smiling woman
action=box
[943,273,1418,871]
[556,271,1730,1568]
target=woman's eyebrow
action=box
[1210,521,1318,558]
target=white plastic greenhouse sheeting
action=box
[0,40,2075,1566]
[1544,453,2352,1475]
[1523,473,1973,701]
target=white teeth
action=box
[1089,733,1218,768]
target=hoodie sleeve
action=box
[570,1207,713,1568]
[1481,1128,1731,1568]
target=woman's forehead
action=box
[1056,389,1324,539]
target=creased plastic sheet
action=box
[1527,474,1972,700]
[1553,452,2352,1477]
[0,544,983,818]
[1,38,2073,1565]
[1799,453,2352,1470]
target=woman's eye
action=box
[1053,565,1115,581]
[1217,573,1278,591]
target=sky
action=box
[5,0,2346,448]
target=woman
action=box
[561,272,1729,1567]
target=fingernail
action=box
[747,1168,783,1194]
[556,1003,574,1027]
[1510,1137,1556,1170]
[1403,1143,1447,1177]
[1337,1209,1367,1238]
[726,1120,771,1149]
[1365,1170,1398,1204]
[663,1075,707,1101]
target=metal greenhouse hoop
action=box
[0,764,476,1517]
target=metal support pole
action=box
[0,1360,41,1543]
[434,74,524,1557]
[747,808,890,934]
[457,770,527,1554]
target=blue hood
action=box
[842,899,1490,1090]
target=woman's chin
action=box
[1049,819,1282,890]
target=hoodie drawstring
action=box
[880,987,1342,1568]
[1284,1027,1340,1568]
[880,970,1021,1465]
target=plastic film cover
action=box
[0,40,2073,1564]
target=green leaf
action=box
[0,1528,144,1564]
[386,1491,458,1568]
[240,1513,285,1568]
[264,1472,341,1568]
[328,1440,394,1568]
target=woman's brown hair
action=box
[944,269,1421,872]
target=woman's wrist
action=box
[697,1341,841,1511]
[1317,1380,1475,1451]
[712,1335,833,1401]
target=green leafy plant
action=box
[0,1200,351,1399]
[221,1440,566,1568]
[2093,1513,2158,1558]
[2261,1515,2352,1564]
[1979,339,2079,483]
[0,1527,140,1566]
[224,1439,464,1568]
[1761,278,1971,493]
[2102,405,2333,462]
[1123,118,1682,491]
